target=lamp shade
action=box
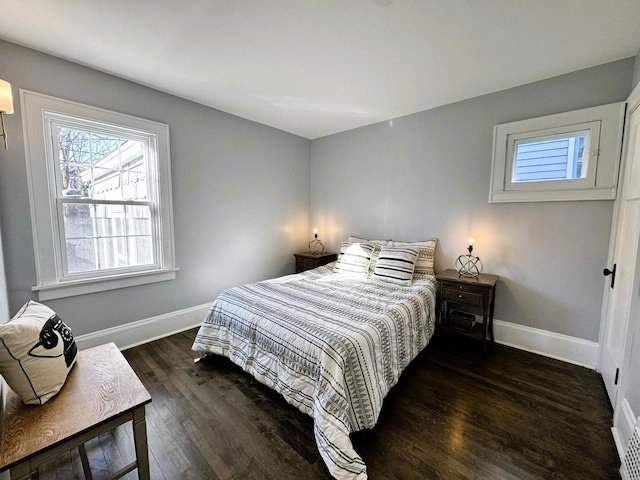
[0,80,14,114]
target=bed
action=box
[192,239,437,479]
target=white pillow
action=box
[348,236,389,246]
[389,238,437,276]
[348,236,389,274]
[333,241,377,277]
[0,301,78,405]
[372,246,420,286]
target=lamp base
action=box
[455,254,483,278]
[308,239,325,255]
[1,112,7,149]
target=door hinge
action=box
[615,368,620,385]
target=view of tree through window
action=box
[55,125,155,274]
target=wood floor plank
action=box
[33,328,619,479]
[139,341,327,478]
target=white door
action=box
[600,87,640,407]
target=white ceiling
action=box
[1,1,639,139]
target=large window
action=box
[22,91,176,300]
[489,103,625,203]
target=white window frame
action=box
[21,90,177,300]
[489,102,626,203]
[507,124,597,189]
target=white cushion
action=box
[0,301,78,405]
[348,236,389,274]
[372,246,420,286]
[333,241,377,277]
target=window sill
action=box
[32,267,179,301]
[489,186,617,203]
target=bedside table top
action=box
[294,251,337,260]
[435,269,499,288]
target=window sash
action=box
[512,131,589,183]
[44,112,163,282]
[504,121,600,192]
[55,198,159,280]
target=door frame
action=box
[598,80,640,458]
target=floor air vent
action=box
[622,419,640,480]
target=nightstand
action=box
[294,251,337,273]
[435,269,499,357]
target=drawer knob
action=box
[458,294,463,298]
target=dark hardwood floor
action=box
[38,329,620,479]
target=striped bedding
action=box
[192,264,436,479]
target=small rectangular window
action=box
[503,121,601,193]
[513,131,588,183]
[490,103,625,203]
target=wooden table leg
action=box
[481,312,489,358]
[132,406,150,480]
[9,460,38,480]
[482,296,491,358]
[78,444,94,480]
[489,298,496,349]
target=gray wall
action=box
[310,58,635,342]
[633,45,640,90]
[0,38,635,344]
[0,40,311,335]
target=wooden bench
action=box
[0,342,151,480]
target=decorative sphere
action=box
[455,254,483,278]
[309,239,325,255]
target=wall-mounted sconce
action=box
[455,237,483,277]
[309,228,325,255]
[0,79,14,149]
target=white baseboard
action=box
[75,303,210,351]
[75,307,598,368]
[493,318,599,369]
[613,399,637,461]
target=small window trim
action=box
[489,102,626,203]
[21,90,177,300]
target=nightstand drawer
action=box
[294,252,337,273]
[297,259,317,272]
[442,285,483,307]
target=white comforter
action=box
[192,265,436,479]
